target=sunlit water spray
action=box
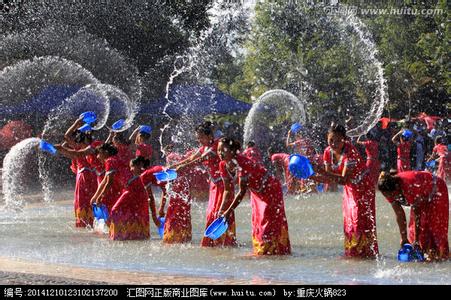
[2,138,41,209]
[158,0,253,157]
[328,6,388,137]
[243,89,306,162]
[1,25,142,105]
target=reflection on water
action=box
[0,191,449,284]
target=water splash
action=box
[2,138,41,209]
[158,0,252,156]
[329,7,388,137]
[243,89,306,162]
[1,25,142,106]
[0,56,99,107]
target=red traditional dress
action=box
[102,156,129,215]
[136,143,153,160]
[220,155,291,255]
[271,153,299,194]
[361,140,380,187]
[141,165,192,243]
[242,147,263,164]
[386,171,449,261]
[87,140,104,185]
[396,140,412,173]
[199,140,237,247]
[116,143,134,169]
[323,142,378,258]
[175,150,209,201]
[109,174,150,240]
[432,144,449,181]
[73,154,97,228]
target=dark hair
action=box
[113,132,131,145]
[195,121,213,136]
[247,141,256,148]
[327,123,347,138]
[377,171,399,193]
[96,143,118,157]
[435,136,445,145]
[74,130,93,144]
[131,156,150,169]
[138,132,151,140]
[219,137,241,155]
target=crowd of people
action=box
[51,114,449,262]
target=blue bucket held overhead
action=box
[79,111,97,124]
[402,129,413,140]
[39,140,57,155]
[158,217,165,238]
[288,154,315,179]
[112,119,126,131]
[204,217,228,240]
[78,123,92,133]
[290,122,303,134]
[154,169,177,182]
[139,125,152,135]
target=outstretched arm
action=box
[64,118,84,143]
[54,144,93,160]
[391,201,409,247]
[391,130,403,144]
[222,177,248,221]
[90,173,113,205]
[168,149,202,171]
[218,175,234,217]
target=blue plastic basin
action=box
[290,122,303,133]
[92,204,109,221]
[158,217,165,238]
[112,119,126,131]
[79,111,97,124]
[288,154,315,179]
[204,217,228,240]
[402,130,413,139]
[78,123,92,133]
[154,169,177,182]
[139,125,152,135]
[39,140,57,155]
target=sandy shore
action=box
[0,256,283,285]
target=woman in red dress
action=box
[90,143,130,216]
[141,164,192,244]
[378,170,449,261]
[392,129,412,173]
[427,136,449,182]
[106,131,134,171]
[312,124,378,258]
[357,132,380,187]
[242,141,263,164]
[108,157,150,240]
[54,119,97,228]
[218,138,291,256]
[169,121,236,247]
[271,153,299,194]
[129,125,153,161]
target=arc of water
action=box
[243,89,306,145]
[332,8,388,137]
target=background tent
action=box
[140,84,252,117]
[0,85,81,117]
